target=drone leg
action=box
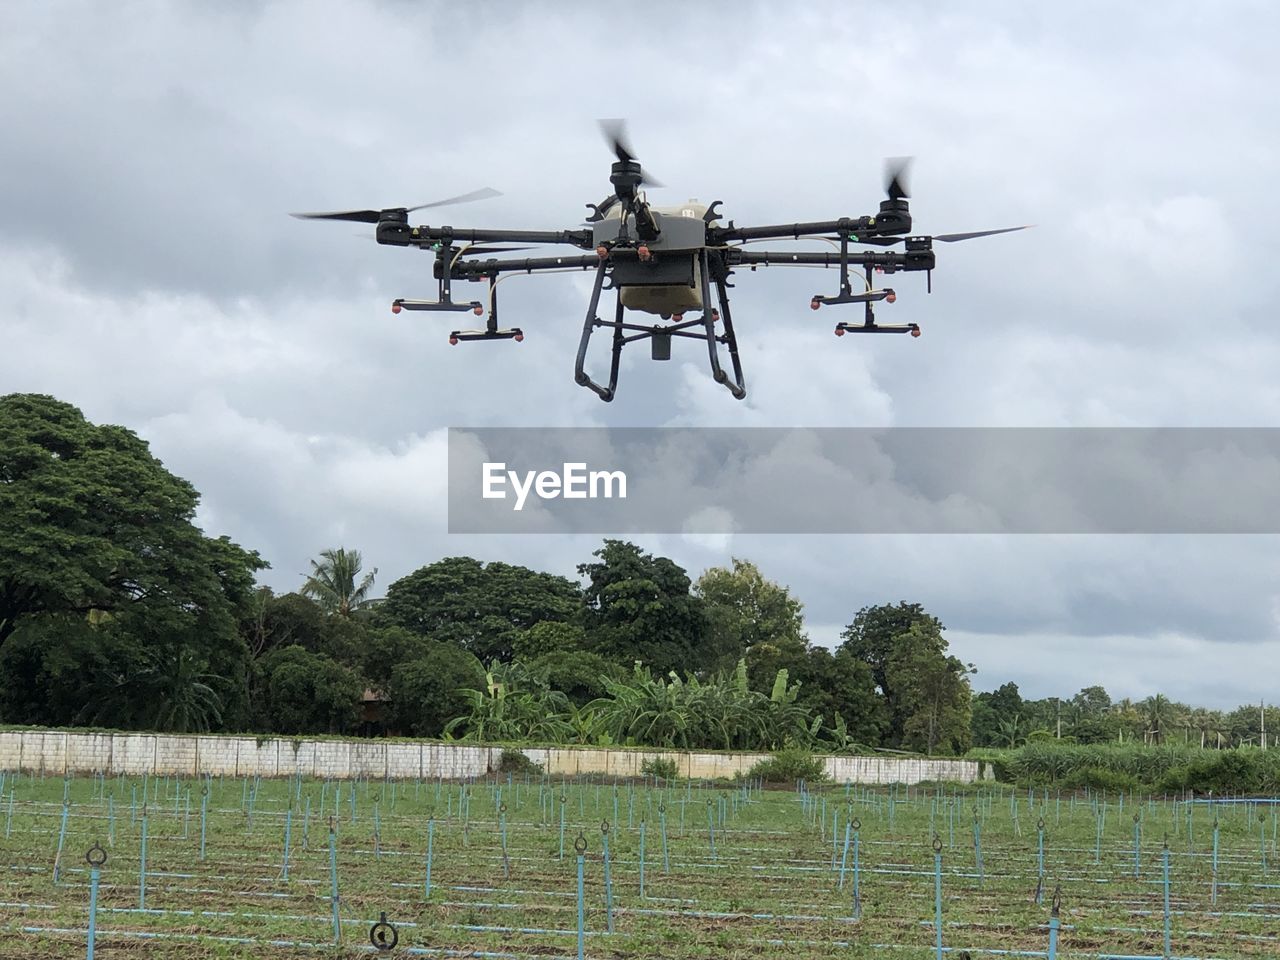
[714,278,747,400]
[574,261,621,402]
[698,251,746,400]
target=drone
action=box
[292,121,1028,402]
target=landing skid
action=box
[574,253,747,402]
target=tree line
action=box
[0,394,1272,758]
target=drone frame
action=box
[295,126,1026,402]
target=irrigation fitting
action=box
[1051,884,1062,918]
[932,834,943,853]
[370,912,399,951]
[574,832,588,855]
[85,843,107,867]
[601,819,610,835]
[851,818,861,831]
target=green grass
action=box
[0,771,1276,958]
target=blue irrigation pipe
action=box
[1133,814,1142,878]
[602,820,615,933]
[574,833,587,960]
[85,847,106,960]
[107,795,115,847]
[559,794,567,861]
[281,806,293,881]
[199,785,208,860]
[425,817,435,898]
[501,802,510,879]
[1047,891,1060,960]
[932,836,943,960]
[851,820,862,920]
[1162,842,1171,959]
[302,795,311,851]
[706,800,716,859]
[638,819,646,899]
[838,817,851,890]
[138,809,148,911]
[4,787,12,838]
[1212,818,1220,904]
[973,814,984,885]
[1036,818,1045,905]
[329,819,341,944]
[660,805,670,874]
[54,802,69,884]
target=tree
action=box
[256,646,362,734]
[971,681,1025,747]
[377,557,579,662]
[0,394,264,650]
[384,643,485,737]
[578,540,708,676]
[695,559,807,677]
[839,602,956,748]
[301,548,377,617]
[796,647,886,748]
[884,622,973,755]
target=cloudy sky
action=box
[4,1,1279,709]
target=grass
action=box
[0,770,1276,958]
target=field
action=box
[0,770,1276,959]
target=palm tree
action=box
[1141,694,1173,745]
[301,548,377,617]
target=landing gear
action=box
[574,251,746,402]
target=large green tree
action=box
[578,540,708,676]
[0,394,264,648]
[376,557,579,662]
[883,621,973,754]
[839,601,949,747]
[0,395,263,730]
[971,681,1026,747]
[695,559,807,678]
[255,645,363,735]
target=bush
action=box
[640,756,679,781]
[1057,766,1142,794]
[746,747,828,784]
[496,748,543,776]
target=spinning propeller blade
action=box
[290,187,502,223]
[884,157,912,201]
[822,225,1032,246]
[598,119,663,187]
[932,225,1033,243]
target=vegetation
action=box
[640,756,679,780]
[1,393,1276,792]
[746,747,828,783]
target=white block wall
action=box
[0,729,986,783]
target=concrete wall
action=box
[0,729,988,784]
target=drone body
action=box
[293,122,1028,402]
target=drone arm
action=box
[728,249,934,271]
[446,254,603,278]
[377,223,594,248]
[716,214,908,243]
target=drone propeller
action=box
[821,225,1032,246]
[598,119,663,188]
[932,226,1032,243]
[884,157,912,202]
[290,187,502,223]
[453,245,535,257]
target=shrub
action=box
[1058,766,1142,794]
[746,747,828,784]
[496,748,543,775]
[640,756,679,781]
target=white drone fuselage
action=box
[591,198,718,317]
